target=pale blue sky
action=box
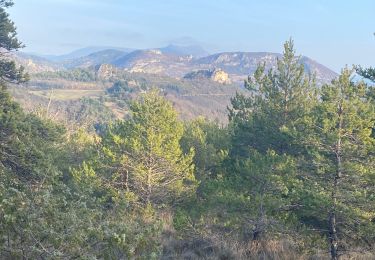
[9,0,375,71]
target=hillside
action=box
[12,46,338,125]
[62,49,127,69]
[13,52,62,73]
[16,67,242,124]
[39,46,133,61]
[109,50,337,84]
[17,46,338,84]
[111,49,194,77]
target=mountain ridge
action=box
[16,46,338,84]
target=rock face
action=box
[13,53,61,73]
[111,49,193,77]
[211,69,231,84]
[184,68,231,84]
[95,64,118,79]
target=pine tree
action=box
[356,66,375,83]
[232,150,299,241]
[0,0,27,85]
[77,89,196,206]
[180,117,229,180]
[356,64,375,137]
[229,39,316,156]
[0,0,59,182]
[302,68,375,259]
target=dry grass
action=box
[161,234,375,260]
[29,89,104,100]
[161,234,311,260]
[158,211,304,259]
[158,212,374,260]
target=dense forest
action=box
[1,1,374,259]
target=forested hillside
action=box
[1,1,374,259]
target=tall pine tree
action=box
[75,89,196,206]
[302,69,375,259]
[229,39,316,156]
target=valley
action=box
[12,45,338,125]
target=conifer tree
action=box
[356,66,375,83]
[302,69,375,259]
[229,39,316,156]
[79,89,196,206]
[180,117,229,180]
[0,0,27,85]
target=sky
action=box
[8,0,375,72]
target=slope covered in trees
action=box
[0,2,374,259]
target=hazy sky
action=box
[9,0,375,71]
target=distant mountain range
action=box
[11,44,340,124]
[15,44,338,84]
[35,46,134,62]
[62,49,127,69]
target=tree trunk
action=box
[329,210,339,260]
[329,104,343,260]
[253,186,266,241]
